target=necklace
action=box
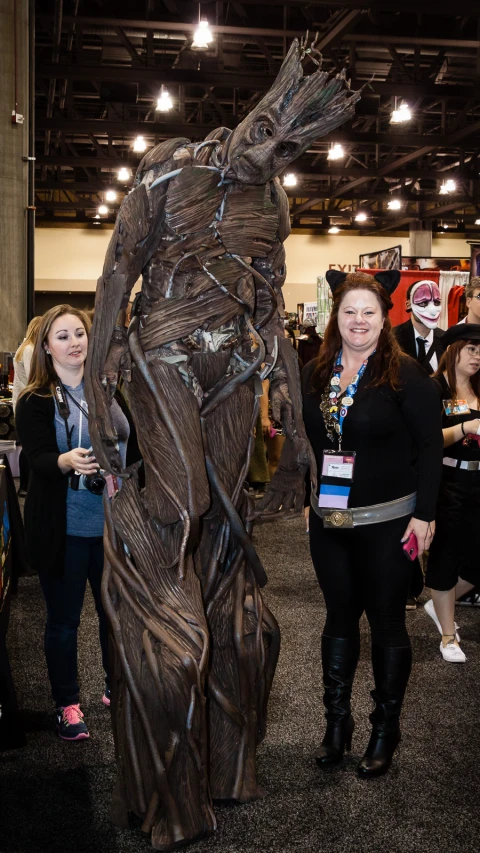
[320,349,370,449]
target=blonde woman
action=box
[12,316,42,496]
[16,305,130,741]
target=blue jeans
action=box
[38,535,109,707]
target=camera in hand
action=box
[69,469,106,495]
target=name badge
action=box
[318,450,356,509]
[443,399,470,416]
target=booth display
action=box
[86,37,361,850]
[359,244,402,270]
[357,268,469,328]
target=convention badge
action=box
[318,450,356,509]
[443,399,470,417]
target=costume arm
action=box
[84,141,189,475]
[250,186,316,517]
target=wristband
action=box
[461,422,466,436]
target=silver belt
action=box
[310,492,416,528]
[443,456,480,471]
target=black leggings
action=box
[309,510,414,648]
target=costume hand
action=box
[401,517,435,558]
[249,435,310,521]
[269,373,294,439]
[58,447,99,476]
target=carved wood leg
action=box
[198,382,280,802]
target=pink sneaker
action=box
[102,688,111,707]
[55,704,89,741]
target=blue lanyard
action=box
[328,349,369,447]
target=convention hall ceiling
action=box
[34,1,480,236]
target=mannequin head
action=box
[406,280,441,330]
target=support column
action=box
[409,221,432,259]
[0,0,29,353]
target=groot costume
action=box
[85,38,360,851]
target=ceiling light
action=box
[283,173,297,187]
[117,167,131,182]
[387,198,402,210]
[355,212,368,223]
[440,178,456,195]
[133,135,147,153]
[98,205,109,215]
[327,143,345,161]
[105,190,117,202]
[442,223,449,229]
[94,214,101,220]
[156,87,173,112]
[328,226,340,234]
[192,19,213,49]
[475,219,480,225]
[390,102,412,124]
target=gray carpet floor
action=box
[1,515,480,853]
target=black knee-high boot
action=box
[357,644,412,779]
[316,635,360,766]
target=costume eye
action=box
[250,120,274,143]
[275,141,296,158]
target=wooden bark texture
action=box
[86,36,360,850]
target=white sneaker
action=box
[424,598,460,643]
[439,640,466,663]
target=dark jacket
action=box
[394,320,445,376]
[297,333,323,366]
[15,390,68,577]
[15,386,140,577]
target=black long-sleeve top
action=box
[434,373,480,462]
[302,354,443,522]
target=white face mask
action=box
[409,280,442,330]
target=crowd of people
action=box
[10,272,480,774]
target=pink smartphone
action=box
[402,531,418,561]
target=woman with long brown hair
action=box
[303,270,442,778]
[12,315,43,496]
[424,324,480,662]
[16,305,129,741]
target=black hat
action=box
[440,323,480,350]
[325,269,401,295]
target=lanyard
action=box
[54,382,89,453]
[327,349,369,449]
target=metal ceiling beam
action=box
[35,64,480,100]
[42,15,480,46]
[35,166,473,186]
[294,119,480,216]
[36,118,480,149]
[315,9,363,51]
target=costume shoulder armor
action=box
[135,137,191,183]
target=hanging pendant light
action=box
[156,87,173,112]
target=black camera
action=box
[69,470,106,495]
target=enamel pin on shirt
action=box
[443,399,470,416]
[326,350,369,451]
